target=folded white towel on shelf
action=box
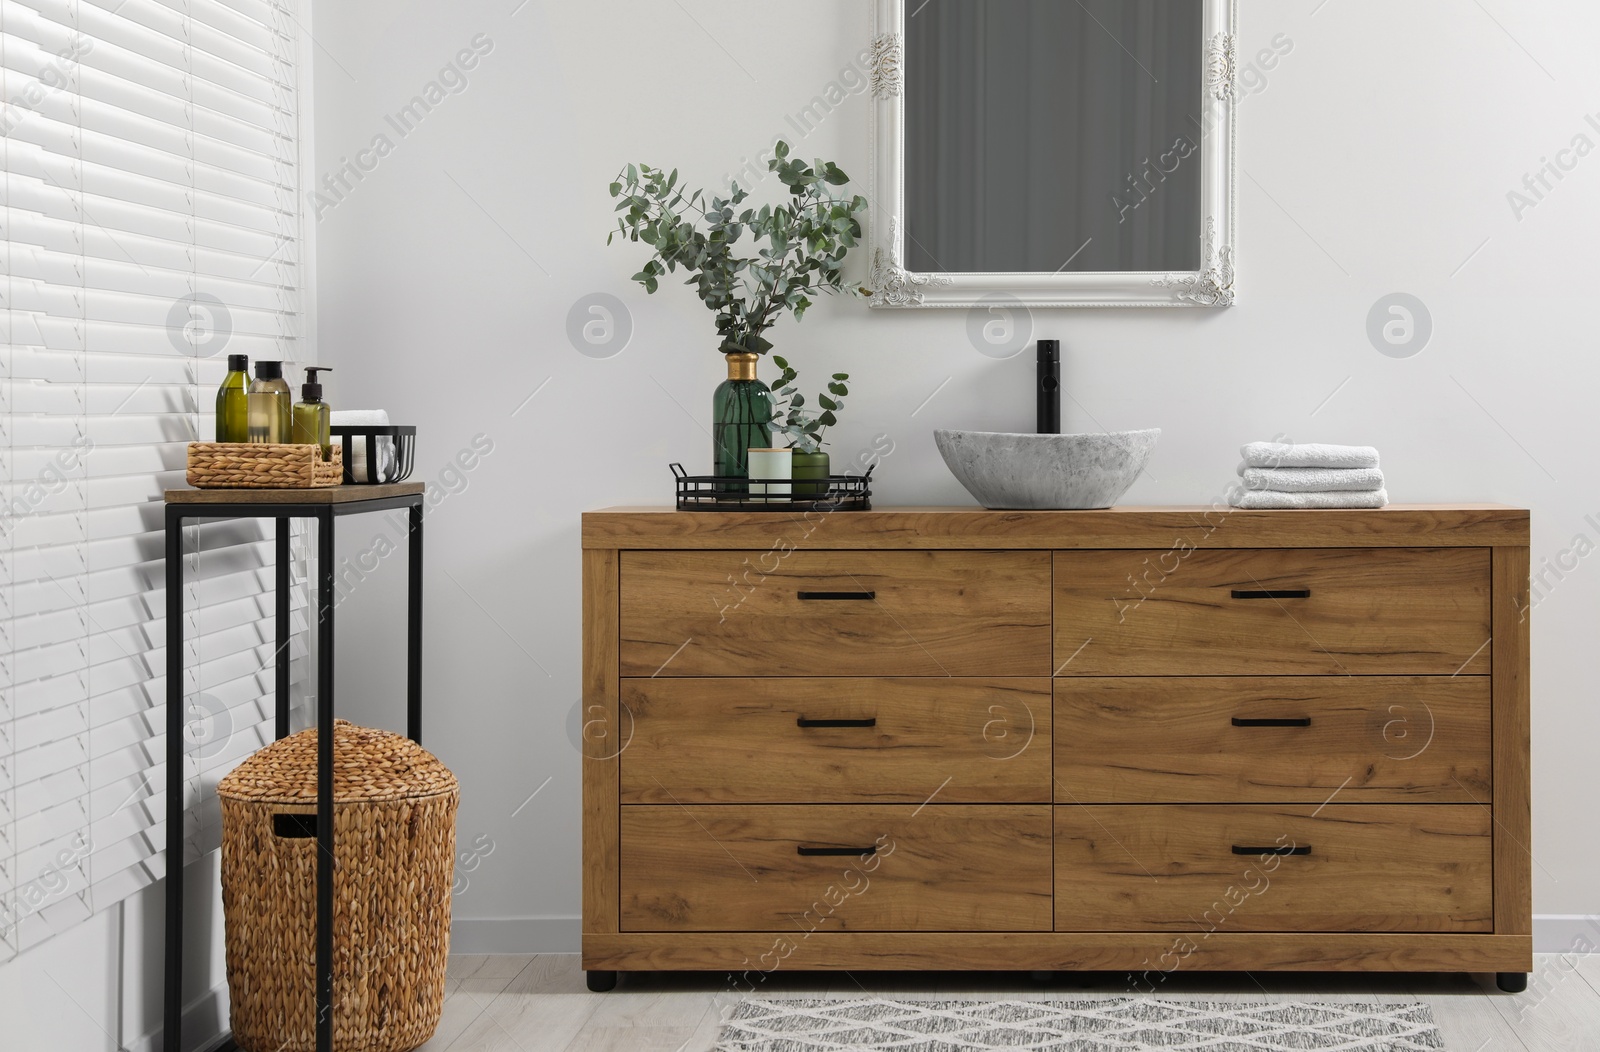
[1240,442,1380,470]
[1231,488,1390,510]
[330,409,394,480]
[1238,465,1386,493]
[332,409,390,427]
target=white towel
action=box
[330,409,394,480]
[332,410,390,427]
[1238,466,1385,493]
[1231,488,1390,509]
[1241,442,1380,470]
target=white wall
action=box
[311,0,1600,949]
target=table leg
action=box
[163,510,184,1052]
[276,516,291,740]
[316,510,335,1052]
[407,502,423,743]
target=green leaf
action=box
[816,411,837,427]
[828,381,848,396]
[818,395,837,411]
[832,373,849,380]
[774,140,790,160]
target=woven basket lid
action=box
[217,720,458,804]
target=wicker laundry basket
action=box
[217,720,458,1052]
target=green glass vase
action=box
[712,353,773,480]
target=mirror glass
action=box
[904,0,1205,274]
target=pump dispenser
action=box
[292,367,333,455]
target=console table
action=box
[163,484,425,1052]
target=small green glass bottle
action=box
[712,353,773,480]
[292,367,332,455]
[215,354,249,442]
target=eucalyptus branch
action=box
[769,355,849,455]
[608,141,869,357]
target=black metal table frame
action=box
[163,492,424,1052]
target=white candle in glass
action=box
[746,448,792,501]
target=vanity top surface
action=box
[582,504,1529,549]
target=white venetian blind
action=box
[1,0,307,961]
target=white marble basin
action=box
[934,428,1160,510]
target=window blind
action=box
[1,0,307,962]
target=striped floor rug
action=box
[714,997,1447,1051]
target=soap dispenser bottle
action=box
[215,353,249,442]
[292,367,333,455]
[247,360,292,443]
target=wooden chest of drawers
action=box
[581,505,1530,989]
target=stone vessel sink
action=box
[934,428,1160,510]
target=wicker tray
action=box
[186,442,343,488]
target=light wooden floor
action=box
[416,953,1600,1052]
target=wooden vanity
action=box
[579,505,1531,991]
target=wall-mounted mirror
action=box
[868,0,1236,308]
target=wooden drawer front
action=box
[620,550,1051,677]
[621,678,1051,804]
[1055,677,1491,803]
[620,805,1052,932]
[1053,548,1491,676]
[1054,805,1491,932]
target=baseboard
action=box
[1533,915,1600,954]
[128,981,231,1052]
[451,914,581,954]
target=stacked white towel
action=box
[1230,443,1388,509]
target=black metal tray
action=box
[672,462,872,512]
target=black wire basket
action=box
[330,425,416,485]
[672,462,872,512]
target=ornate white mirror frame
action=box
[867,0,1237,309]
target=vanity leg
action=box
[1496,972,1528,993]
[586,971,618,993]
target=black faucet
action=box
[1037,340,1060,434]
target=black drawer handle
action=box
[1232,844,1311,856]
[1232,717,1312,728]
[273,814,318,839]
[797,717,877,728]
[797,844,878,857]
[797,590,876,601]
[1231,589,1311,600]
